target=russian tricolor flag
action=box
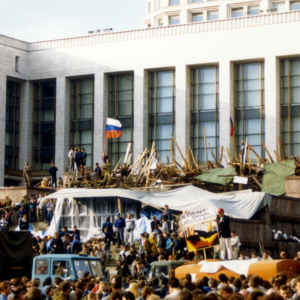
[105,118,122,139]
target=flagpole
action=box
[103,118,107,166]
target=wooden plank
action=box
[169,139,175,162]
[277,136,281,162]
[261,140,274,163]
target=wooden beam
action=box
[261,140,274,163]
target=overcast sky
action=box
[0,0,146,42]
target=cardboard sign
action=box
[181,208,216,227]
[181,207,219,253]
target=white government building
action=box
[0,0,300,186]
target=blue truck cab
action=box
[32,254,105,283]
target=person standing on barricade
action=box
[115,212,126,248]
[216,208,232,261]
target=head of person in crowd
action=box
[266,288,278,296]
[279,285,292,299]
[129,282,139,299]
[240,252,247,260]
[219,274,228,284]
[127,213,131,220]
[177,289,193,300]
[74,289,83,300]
[45,286,54,297]
[27,287,42,300]
[164,205,169,212]
[208,278,218,290]
[218,285,234,300]
[231,231,236,238]
[0,281,12,298]
[217,208,225,218]
[263,251,270,260]
[59,282,71,296]
[12,285,23,300]
[123,291,135,300]
[280,252,286,259]
[233,278,242,290]
[251,252,258,259]
[248,291,265,300]
[239,289,249,300]
[141,286,154,300]
[116,212,121,220]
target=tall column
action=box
[55,77,70,178]
[265,56,280,161]
[94,72,108,164]
[0,73,6,186]
[219,59,234,166]
[133,69,148,162]
[175,65,190,164]
[19,81,34,171]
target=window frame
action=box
[234,62,265,159]
[108,74,134,166]
[70,78,94,169]
[191,66,219,164]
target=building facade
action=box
[0,4,300,186]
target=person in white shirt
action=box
[68,148,75,172]
[262,251,273,261]
[160,216,169,233]
[119,245,130,259]
[37,193,45,222]
[124,214,135,246]
[165,277,181,300]
[231,231,240,259]
[251,252,261,260]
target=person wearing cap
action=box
[124,213,135,247]
[216,208,232,261]
[116,256,131,279]
[71,234,81,254]
[115,212,126,248]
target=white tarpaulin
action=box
[198,258,259,276]
[45,185,271,219]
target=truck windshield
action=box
[74,260,102,278]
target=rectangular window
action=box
[33,82,56,170]
[170,0,180,5]
[273,2,285,12]
[248,5,260,15]
[291,1,300,10]
[169,15,180,25]
[208,11,219,20]
[70,78,94,168]
[193,13,203,22]
[108,74,134,166]
[234,62,265,159]
[232,8,244,18]
[5,81,20,169]
[192,0,203,2]
[281,59,300,157]
[149,71,175,164]
[191,67,219,164]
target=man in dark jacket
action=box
[70,234,81,254]
[18,205,27,226]
[116,256,131,280]
[52,232,63,254]
[157,230,166,250]
[216,207,232,260]
[74,149,81,176]
[49,163,58,188]
[115,213,126,248]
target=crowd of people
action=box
[1,267,300,300]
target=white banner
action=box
[181,207,216,227]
